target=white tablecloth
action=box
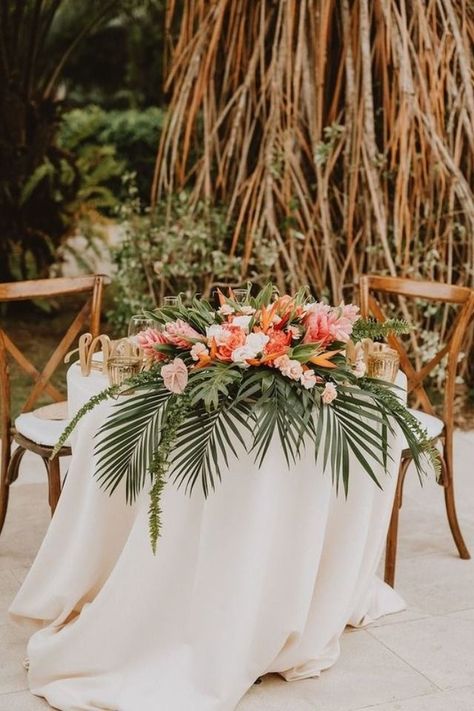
[10,363,406,711]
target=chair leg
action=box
[0,446,27,536]
[384,458,410,588]
[441,452,470,560]
[0,466,9,536]
[46,456,62,516]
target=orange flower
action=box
[216,326,246,361]
[264,329,292,357]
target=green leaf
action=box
[95,387,171,503]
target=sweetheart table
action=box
[10,362,406,711]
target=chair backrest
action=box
[359,275,474,424]
[0,275,108,471]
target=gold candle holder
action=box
[367,343,400,383]
[107,356,142,387]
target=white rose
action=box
[232,315,252,330]
[245,332,269,354]
[241,306,256,315]
[231,345,255,366]
[206,324,229,346]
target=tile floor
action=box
[0,432,473,711]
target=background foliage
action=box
[153,0,474,386]
[0,0,166,282]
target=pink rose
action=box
[137,328,169,361]
[164,319,202,348]
[321,382,337,404]
[300,370,317,389]
[274,354,304,380]
[161,358,189,394]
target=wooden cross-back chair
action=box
[359,275,474,587]
[0,275,108,536]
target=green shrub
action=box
[108,179,279,335]
[59,106,165,201]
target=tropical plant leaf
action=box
[170,398,253,496]
[94,386,172,503]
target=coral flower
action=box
[164,319,202,348]
[264,329,292,357]
[302,303,334,346]
[217,326,247,361]
[137,328,169,361]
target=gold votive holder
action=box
[367,343,400,383]
[107,356,142,387]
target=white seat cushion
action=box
[400,408,444,450]
[15,406,71,448]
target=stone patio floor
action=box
[1,431,473,711]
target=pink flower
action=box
[321,382,337,404]
[161,358,189,394]
[274,354,304,380]
[300,370,317,389]
[164,319,202,348]
[341,303,360,323]
[327,304,359,343]
[137,328,169,361]
[302,303,334,346]
[303,302,359,345]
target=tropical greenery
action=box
[0,0,166,282]
[53,285,439,551]
[59,106,165,202]
[0,0,122,281]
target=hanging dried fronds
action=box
[153,0,474,374]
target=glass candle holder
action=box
[162,296,179,307]
[128,315,156,339]
[367,343,400,383]
[107,356,142,387]
[233,289,248,303]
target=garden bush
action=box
[108,180,279,335]
[59,106,165,202]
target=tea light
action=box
[107,356,142,387]
[367,343,400,383]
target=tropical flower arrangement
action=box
[54,284,439,551]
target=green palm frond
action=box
[95,386,172,503]
[251,376,314,467]
[187,363,243,410]
[170,398,253,496]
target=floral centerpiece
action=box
[54,284,438,550]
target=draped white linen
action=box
[10,364,406,711]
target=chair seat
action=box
[15,404,71,448]
[401,408,444,451]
